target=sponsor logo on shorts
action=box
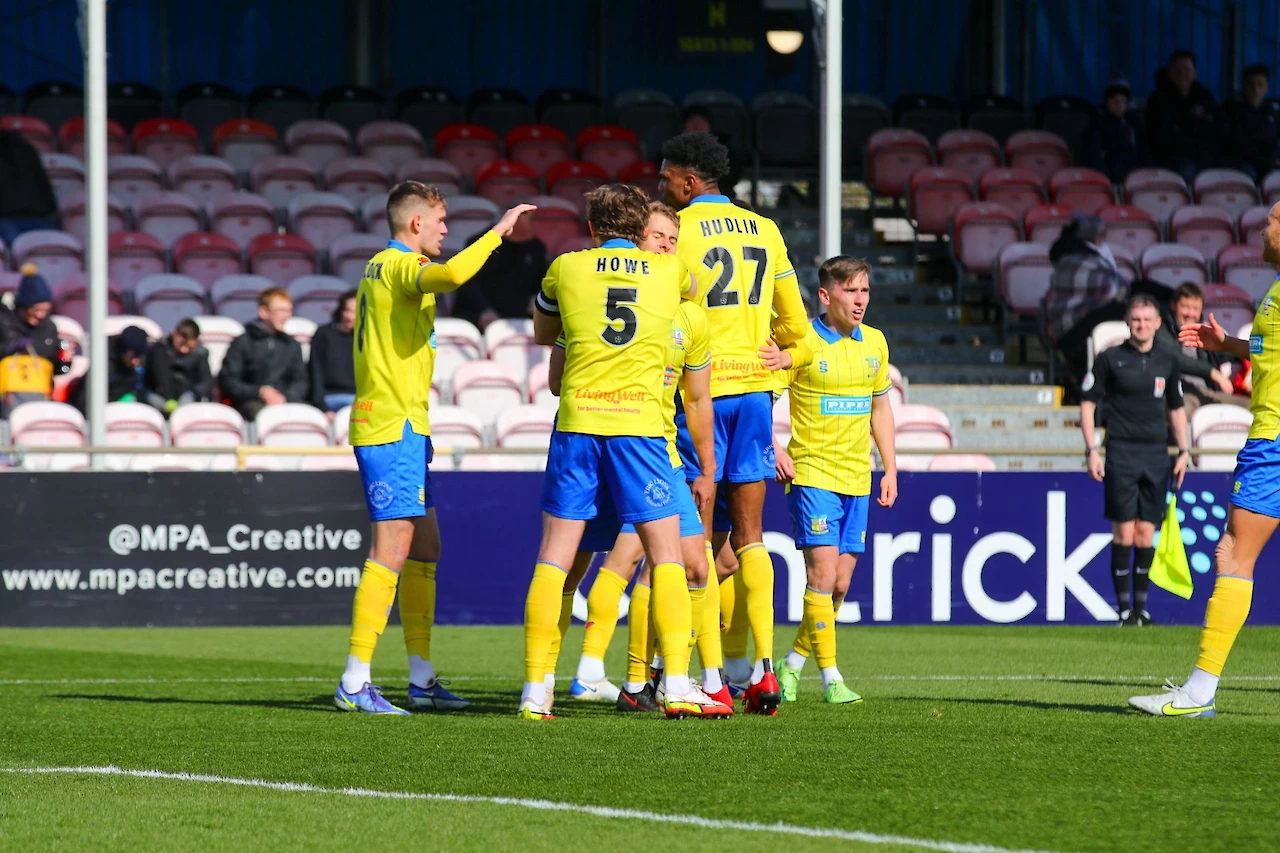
[809,515,829,534]
[1153,377,1165,398]
[644,479,673,508]
[367,481,394,511]
[1250,334,1263,355]
[1234,480,1242,493]
[861,530,867,543]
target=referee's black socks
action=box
[1133,546,1155,614]
[1110,543,1132,614]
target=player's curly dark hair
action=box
[660,132,731,184]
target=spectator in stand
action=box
[309,289,357,415]
[682,107,742,196]
[1082,78,1149,183]
[220,287,307,421]
[72,325,150,410]
[0,130,58,247]
[1159,282,1247,417]
[1227,65,1280,181]
[143,318,213,414]
[452,211,546,329]
[1146,49,1233,184]
[0,264,64,415]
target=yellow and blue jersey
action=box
[1248,279,1280,441]
[349,233,501,446]
[784,316,892,497]
[663,301,711,466]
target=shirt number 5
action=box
[602,287,638,346]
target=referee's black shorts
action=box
[1103,441,1171,524]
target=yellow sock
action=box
[348,560,400,663]
[1195,576,1254,676]
[545,590,575,675]
[687,583,706,651]
[696,550,724,670]
[803,588,838,669]
[737,543,775,663]
[652,562,692,679]
[582,568,628,660]
[523,562,568,684]
[399,559,436,660]
[626,582,651,684]
[791,617,812,658]
[721,572,750,659]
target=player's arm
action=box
[870,343,897,506]
[548,335,566,396]
[680,360,716,513]
[533,257,564,345]
[767,233,808,350]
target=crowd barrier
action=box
[1,471,1271,628]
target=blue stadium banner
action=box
[0,472,1274,627]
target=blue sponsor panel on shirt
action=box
[820,395,871,415]
[1250,334,1263,355]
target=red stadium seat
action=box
[284,119,352,172]
[132,118,201,170]
[210,273,277,324]
[505,124,571,178]
[1238,206,1269,249]
[52,273,124,326]
[172,232,244,289]
[528,195,584,249]
[618,161,660,199]
[545,161,608,215]
[327,233,385,283]
[978,167,1045,221]
[208,191,276,249]
[552,234,595,256]
[998,242,1053,317]
[865,128,932,197]
[288,275,348,325]
[247,233,316,286]
[107,231,167,293]
[1218,244,1274,302]
[395,157,463,195]
[1005,130,1070,184]
[1124,168,1190,224]
[935,129,1001,183]
[287,192,358,252]
[41,153,85,204]
[474,160,539,208]
[12,230,83,285]
[1022,203,1072,244]
[59,191,126,244]
[356,120,425,172]
[1263,171,1280,205]
[168,155,239,207]
[1140,243,1208,287]
[211,118,280,175]
[434,123,500,187]
[951,202,1020,276]
[908,167,976,236]
[575,125,642,179]
[1194,169,1261,220]
[58,116,127,158]
[250,155,319,209]
[1049,167,1113,214]
[107,155,165,205]
[322,156,390,206]
[1201,282,1256,332]
[0,115,53,152]
[134,274,208,331]
[1097,205,1161,258]
[134,190,203,248]
[1170,206,1237,266]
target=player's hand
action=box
[775,445,795,483]
[1087,448,1104,482]
[878,471,898,508]
[1210,368,1233,395]
[1178,313,1229,352]
[690,473,716,516]
[758,339,792,371]
[1173,451,1189,488]
[494,203,537,237]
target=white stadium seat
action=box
[496,405,554,449]
[433,317,484,393]
[255,402,332,447]
[103,314,165,341]
[894,403,953,450]
[284,316,318,360]
[429,405,485,449]
[1191,404,1252,471]
[485,318,544,374]
[9,401,87,470]
[169,402,246,447]
[928,453,997,471]
[527,361,555,410]
[1087,320,1130,369]
[451,360,524,427]
[190,315,245,376]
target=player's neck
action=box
[825,314,858,338]
[694,184,722,199]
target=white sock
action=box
[702,668,724,692]
[544,673,555,694]
[820,666,842,688]
[651,654,665,670]
[725,657,752,685]
[785,650,808,671]
[664,674,692,696]
[341,656,370,694]
[750,658,766,685]
[521,681,547,707]
[408,655,435,688]
[576,655,606,682]
[1184,666,1219,705]
[623,681,646,694]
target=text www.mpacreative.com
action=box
[1,564,362,596]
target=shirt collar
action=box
[599,238,637,249]
[387,239,414,253]
[813,314,863,343]
[689,193,732,205]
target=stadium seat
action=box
[298,452,359,471]
[172,232,244,290]
[537,89,606,145]
[892,93,960,143]
[1124,168,1191,224]
[102,314,164,341]
[255,402,332,448]
[208,191,277,249]
[496,405,555,449]
[0,115,53,152]
[527,361,554,410]
[108,231,167,294]
[134,274,208,331]
[751,92,819,168]
[441,195,500,247]
[58,116,127,159]
[211,274,276,324]
[169,402,246,448]
[928,453,997,472]
[773,392,792,449]
[107,155,165,204]
[935,129,1002,182]
[9,401,86,470]
[1170,206,1237,267]
[59,191,126,244]
[528,195,584,250]
[1005,130,1071,184]
[176,82,244,144]
[332,404,352,445]
[452,360,524,427]
[997,242,1054,321]
[1140,243,1208,287]
[505,124,571,178]
[1088,320,1130,367]
[53,273,124,326]
[107,81,162,132]
[41,153,85,204]
[551,235,594,256]
[1194,169,1260,220]
[428,404,486,449]
[434,123,500,187]
[1239,206,1269,248]
[396,87,466,153]
[618,161,661,199]
[105,401,166,448]
[474,160,539,208]
[865,128,933,197]
[189,315,244,376]
[287,192,358,253]
[1218,244,1273,302]
[250,156,319,211]
[327,234,384,283]
[288,275,347,325]
[320,85,389,137]
[322,156,390,207]
[908,167,976,236]
[682,90,752,158]
[1107,244,1139,281]
[544,161,609,215]
[1264,170,1280,205]
[356,120,425,172]
[433,318,484,392]
[894,404,953,449]
[134,191,203,248]
[1021,203,1072,244]
[1035,95,1095,161]
[12,230,82,286]
[285,119,353,172]
[394,157,463,195]
[23,81,82,136]
[283,315,317,360]
[360,194,389,235]
[168,155,239,207]
[614,88,682,161]
[247,233,317,287]
[484,318,542,373]
[467,88,536,142]
[978,167,1045,221]
[211,118,280,176]
[1200,283,1255,333]
[132,118,201,170]
[963,94,1026,144]
[951,202,1020,276]
[1049,168,1114,214]
[1191,404,1252,471]
[1097,205,1161,258]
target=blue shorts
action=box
[353,420,434,522]
[787,485,869,554]
[676,391,775,483]
[579,466,704,552]
[541,432,682,524]
[1230,437,1280,518]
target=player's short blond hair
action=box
[258,287,291,307]
[386,180,448,234]
[585,184,649,244]
[817,256,872,290]
[647,201,680,228]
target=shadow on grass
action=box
[889,694,1132,716]
[1049,678,1280,695]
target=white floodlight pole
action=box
[81,0,109,467]
[815,0,842,261]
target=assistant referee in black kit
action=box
[1079,294,1189,626]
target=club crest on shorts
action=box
[763,442,777,467]
[1234,480,1242,493]
[809,515,829,534]
[643,478,673,508]
[367,481,394,511]
[1153,376,1165,398]
[418,486,425,506]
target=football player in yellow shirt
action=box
[770,257,898,705]
[334,181,534,715]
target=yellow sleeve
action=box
[678,257,696,301]
[413,230,503,295]
[536,255,564,316]
[781,329,814,370]
[768,230,806,348]
[686,305,711,371]
[873,334,892,396]
[554,332,566,349]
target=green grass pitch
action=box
[1,625,1277,852]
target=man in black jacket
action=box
[144,318,213,414]
[1082,78,1149,183]
[1146,50,1233,184]
[220,288,307,421]
[309,290,357,413]
[1226,65,1280,181]
[1159,282,1247,418]
[0,131,58,247]
[451,214,547,329]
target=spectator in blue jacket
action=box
[1082,78,1149,183]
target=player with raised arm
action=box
[660,131,811,714]
[334,181,534,714]
[1131,201,1280,717]
[770,257,897,704]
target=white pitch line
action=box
[2,765,1066,853]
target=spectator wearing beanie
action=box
[1082,78,1149,183]
[0,263,61,368]
[69,325,151,411]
